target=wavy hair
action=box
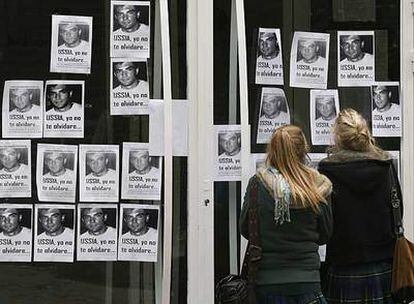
[266,125,326,210]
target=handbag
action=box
[215,177,262,304]
[389,163,414,303]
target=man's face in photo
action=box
[0,148,20,171]
[316,97,336,120]
[373,86,391,111]
[130,150,151,174]
[45,152,66,176]
[220,133,240,156]
[39,209,64,235]
[341,35,363,60]
[299,39,319,62]
[87,153,108,176]
[0,209,21,235]
[115,5,139,31]
[82,208,107,235]
[259,32,279,59]
[60,24,81,47]
[114,62,138,87]
[124,209,148,234]
[262,94,282,118]
[49,85,72,110]
[10,88,33,112]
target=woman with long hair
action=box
[318,108,397,304]
[240,125,332,303]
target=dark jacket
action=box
[240,169,332,286]
[318,150,398,266]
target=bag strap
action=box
[241,176,262,284]
[389,161,404,238]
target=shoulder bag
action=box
[215,177,262,304]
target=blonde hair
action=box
[332,108,384,155]
[266,125,326,210]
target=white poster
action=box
[2,80,43,138]
[371,82,401,137]
[121,142,162,201]
[307,153,328,170]
[110,58,150,115]
[44,80,84,138]
[36,144,78,203]
[255,28,284,85]
[77,204,118,261]
[310,90,340,145]
[338,31,375,87]
[50,15,93,74]
[0,140,31,198]
[118,204,159,262]
[214,125,242,181]
[34,204,75,262]
[388,150,400,181]
[289,32,330,89]
[110,1,151,58]
[0,204,33,262]
[256,87,290,144]
[250,153,267,176]
[79,145,119,202]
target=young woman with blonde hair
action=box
[319,108,398,304]
[240,125,332,304]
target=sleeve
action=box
[317,196,333,245]
[239,176,256,239]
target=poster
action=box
[388,150,400,181]
[256,87,290,144]
[110,58,150,115]
[307,153,328,170]
[250,153,267,176]
[121,142,162,201]
[0,140,31,198]
[0,204,33,262]
[255,28,284,85]
[371,82,401,137]
[50,15,93,74]
[34,204,75,262]
[118,204,159,262]
[214,125,241,181]
[110,1,151,58]
[77,204,118,261]
[310,90,340,145]
[338,31,375,87]
[44,80,84,138]
[2,80,43,138]
[79,145,119,202]
[36,144,78,203]
[289,32,330,89]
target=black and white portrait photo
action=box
[44,80,84,138]
[2,81,43,138]
[34,204,75,262]
[290,32,330,89]
[255,28,284,85]
[79,145,119,202]
[0,140,31,198]
[256,87,290,144]
[338,31,375,87]
[110,59,150,115]
[214,125,242,181]
[310,90,340,145]
[0,204,33,262]
[50,15,93,74]
[36,144,78,203]
[371,82,401,137]
[111,1,151,58]
[77,204,118,261]
[118,204,159,262]
[121,143,163,200]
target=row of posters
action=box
[49,1,151,74]
[0,142,162,202]
[255,29,376,88]
[0,203,159,263]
